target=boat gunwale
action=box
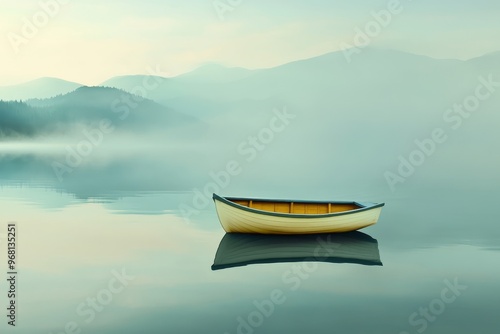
[213,193,385,219]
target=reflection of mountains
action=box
[0,154,206,198]
[212,231,382,270]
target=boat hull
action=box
[213,194,384,234]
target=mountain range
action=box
[1,48,499,196]
[0,86,203,138]
[0,77,82,101]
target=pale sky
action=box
[1,0,499,86]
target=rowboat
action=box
[213,194,384,234]
[212,231,382,270]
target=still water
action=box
[0,179,499,334]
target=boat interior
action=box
[229,199,362,214]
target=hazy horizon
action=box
[1,47,499,87]
[2,1,500,86]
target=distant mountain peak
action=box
[0,77,83,101]
[204,62,251,71]
[61,85,148,100]
[174,63,254,83]
[468,50,500,62]
[100,75,168,90]
[0,76,81,88]
[189,62,246,71]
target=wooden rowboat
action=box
[212,231,382,270]
[213,194,384,234]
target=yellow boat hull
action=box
[213,194,384,234]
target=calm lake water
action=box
[0,174,499,334]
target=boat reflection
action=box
[212,231,382,270]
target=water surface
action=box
[0,176,498,334]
